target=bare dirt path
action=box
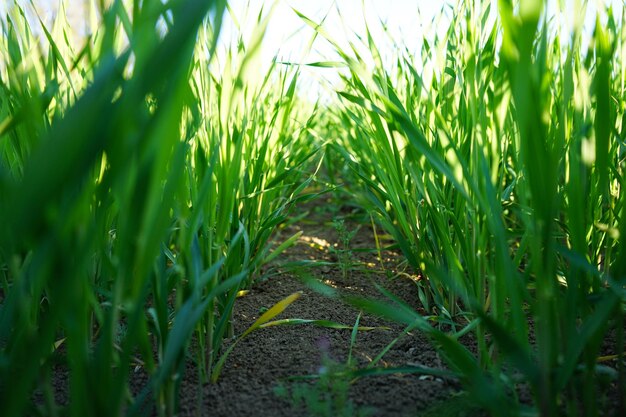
[177,196,468,417]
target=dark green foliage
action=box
[0,1,317,416]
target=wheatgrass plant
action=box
[0,2,226,415]
[2,0,625,415]
[0,1,318,416]
[177,5,321,383]
[305,0,626,415]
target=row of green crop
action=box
[316,0,625,415]
[0,1,318,416]
[2,0,626,416]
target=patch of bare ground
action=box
[176,197,467,417]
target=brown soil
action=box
[173,197,471,417]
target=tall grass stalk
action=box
[0,1,318,415]
[308,0,626,414]
[181,4,320,382]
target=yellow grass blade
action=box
[241,291,302,338]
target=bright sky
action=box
[221,0,621,60]
[218,0,621,100]
[215,0,459,99]
[222,0,451,60]
[2,1,622,52]
[2,0,623,100]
